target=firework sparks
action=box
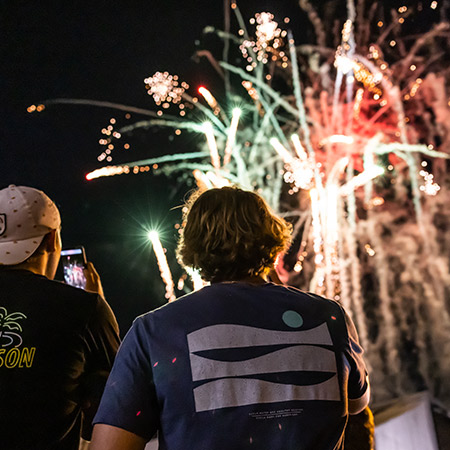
[242,81,259,102]
[193,169,212,190]
[185,267,207,291]
[198,86,220,114]
[240,12,286,70]
[148,231,176,302]
[419,169,440,195]
[321,135,355,145]
[271,138,314,191]
[41,1,450,412]
[223,108,241,166]
[270,137,294,163]
[334,53,356,75]
[309,188,325,291]
[255,12,280,46]
[291,134,308,161]
[353,88,364,118]
[86,165,130,180]
[340,166,385,196]
[203,122,221,170]
[144,72,188,106]
[284,159,315,192]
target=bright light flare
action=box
[148,230,176,302]
[147,230,159,241]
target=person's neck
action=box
[11,257,48,278]
[216,274,268,285]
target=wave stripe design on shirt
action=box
[190,345,337,381]
[187,322,340,412]
[187,322,332,352]
[193,374,340,412]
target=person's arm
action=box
[348,374,370,415]
[90,424,146,450]
[91,317,160,445]
[342,309,370,415]
[79,438,91,450]
[80,291,121,441]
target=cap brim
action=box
[0,235,45,265]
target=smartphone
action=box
[60,247,87,289]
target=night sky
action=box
[0,0,434,334]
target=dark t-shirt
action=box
[0,269,120,450]
[94,282,368,450]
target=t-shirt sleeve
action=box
[80,295,121,440]
[342,308,370,414]
[93,316,160,442]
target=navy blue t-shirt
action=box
[94,282,369,450]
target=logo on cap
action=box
[0,214,6,236]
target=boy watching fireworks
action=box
[92,186,370,450]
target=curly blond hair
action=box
[177,187,292,282]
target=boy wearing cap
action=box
[0,185,120,450]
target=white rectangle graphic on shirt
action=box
[193,375,341,412]
[187,322,332,352]
[190,345,337,381]
[187,322,340,411]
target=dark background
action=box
[0,0,307,334]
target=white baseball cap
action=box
[0,185,61,265]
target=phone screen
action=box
[60,247,87,289]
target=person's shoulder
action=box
[2,269,96,300]
[272,284,347,322]
[302,289,343,308]
[47,276,100,302]
[134,288,206,325]
[271,283,341,306]
[35,275,106,323]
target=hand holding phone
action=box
[60,247,87,289]
[83,261,105,298]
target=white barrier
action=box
[374,392,439,450]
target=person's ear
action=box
[44,229,58,252]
